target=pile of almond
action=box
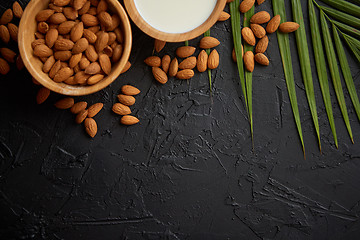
[235,0,299,71]
[112,84,140,125]
[0,1,24,75]
[52,97,104,137]
[32,0,125,86]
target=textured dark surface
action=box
[1,0,360,239]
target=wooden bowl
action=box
[18,0,132,96]
[124,0,227,42]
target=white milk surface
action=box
[134,0,217,33]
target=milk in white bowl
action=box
[134,0,218,34]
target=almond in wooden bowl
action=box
[18,0,132,96]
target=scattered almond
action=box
[71,101,88,114]
[152,67,168,84]
[76,109,88,124]
[279,22,300,33]
[0,58,10,75]
[7,23,18,42]
[154,39,166,53]
[88,103,103,117]
[255,53,269,66]
[120,115,139,126]
[12,2,23,19]
[162,55,171,73]
[112,103,131,115]
[250,11,271,24]
[0,48,16,63]
[176,46,196,58]
[218,11,230,22]
[121,85,140,95]
[1,9,13,25]
[242,27,256,46]
[144,56,161,67]
[255,35,268,53]
[266,15,281,34]
[250,24,266,39]
[208,49,219,69]
[244,51,255,72]
[179,56,197,70]
[117,94,135,106]
[240,0,255,13]
[197,50,208,73]
[176,69,194,80]
[168,57,178,77]
[199,36,220,49]
[0,25,10,44]
[55,97,75,109]
[257,0,266,5]
[84,118,97,138]
[36,87,50,104]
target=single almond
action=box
[54,67,74,83]
[179,56,197,70]
[34,44,53,58]
[63,7,78,20]
[255,53,269,66]
[107,32,116,46]
[75,109,88,124]
[144,56,161,67]
[49,13,67,24]
[279,22,300,33]
[0,48,16,63]
[55,97,75,109]
[121,61,131,74]
[58,21,76,35]
[74,71,91,84]
[266,15,281,34]
[114,28,123,43]
[117,94,135,106]
[0,25,10,44]
[74,0,87,10]
[152,67,168,84]
[36,87,50,104]
[71,101,88,114]
[255,35,268,53]
[72,38,89,54]
[162,55,171,73]
[112,103,131,115]
[168,57,178,77]
[85,44,98,62]
[0,58,10,75]
[88,103,103,117]
[98,11,112,28]
[112,44,123,62]
[85,62,101,74]
[79,1,91,15]
[250,24,266,38]
[208,49,219,69]
[176,46,196,58]
[43,55,56,73]
[257,0,266,5]
[121,85,140,95]
[242,27,256,46]
[53,0,71,7]
[37,22,49,34]
[84,118,97,138]
[99,53,111,75]
[218,11,230,22]
[16,55,24,70]
[54,50,72,61]
[250,11,271,24]
[49,3,63,13]
[176,69,194,80]
[197,50,208,73]
[45,28,58,48]
[69,53,83,68]
[54,39,74,51]
[81,14,99,27]
[95,31,109,52]
[121,115,139,126]
[199,36,220,49]
[97,0,108,14]
[83,28,97,44]
[87,74,104,85]
[49,60,61,78]
[107,14,120,31]
[32,39,45,49]
[7,23,18,42]
[154,39,166,53]
[244,51,254,72]
[80,56,91,69]
[1,9,13,25]
[12,2,23,19]
[36,9,55,22]
[231,44,244,62]
[239,0,255,13]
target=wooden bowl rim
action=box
[18,0,132,96]
[124,0,226,42]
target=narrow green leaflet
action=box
[320,11,354,142]
[344,36,360,63]
[273,0,305,153]
[309,0,338,148]
[204,29,212,94]
[319,0,360,18]
[230,0,247,109]
[292,0,321,151]
[333,25,360,124]
[344,34,360,49]
[244,6,254,141]
[184,40,189,46]
[321,6,360,29]
[332,20,360,40]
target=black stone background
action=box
[1,0,360,239]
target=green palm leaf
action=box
[292,0,321,151]
[244,7,254,142]
[320,11,354,143]
[230,0,247,110]
[321,6,360,29]
[333,25,360,124]
[309,0,338,148]
[332,20,360,40]
[319,0,360,18]
[273,0,305,154]
[344,35,360,63]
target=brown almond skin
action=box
[117,94,136,106]
[218,11,230,22]
[95,31,109,52]
[16,56,24,70]
[120,115,139,126]
[98,11,112,28]
[84,118,97,138]
[37,22,49,34]
[54,39,74,51]
[12,2,23,19]
[49,13,67,24]
[63,7,78,20]
[112,103,131,115]
[199,36,220,49]
[58,21,76,35]
[176,69,194,80]
[0,58,10,75]
[197,50,208,73]
[208,49,219,69]
[99,54,111,75]
[162,55,171,73]
[36,87,50,104]
[255,35,268,53]
[176,46,196,58]
[74,71,91,84]
[0,47,16,63]
[279,22,300,33]
[81,14,99,27]
[33,44,53,57]
[74,0,87,10]
[79,56,91,69]
[88,103,103,117]
[121,61,131,74]
[71,22,84,42]
[72,38,89,54]
[244,51,255,72]
[97,0,108,14]
[266,15,281,34]
[7,23,18,41]
[87,74,104,85]
[69,53,83,68]
[45,29,58,48]
[144,56,161,67]
[71,101,88,114]
[250,11,271,24]
[112,44,123,63]
[85,62,101,75]
[55,97,75,109]
[83,29,97,44]
[54,51,72,61]
[0,25,10,44]
[76,109,88,124]
[168,58,178,77]
[239,0,255,13]
[121,85,140,95]
[49,60,61,79]
[257,0,266,5]
[250,24,266,39]
[53,67,74,83]
[152,67,168,84]
[255,53,269,66]
[43,56,56,73]
[242,27,256,46]
[1,9,13,25]
[53,0,71,7]
[85,45,98,62]
[36,9,55,22]
[154,39,166,53]
[179,56,197,70]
